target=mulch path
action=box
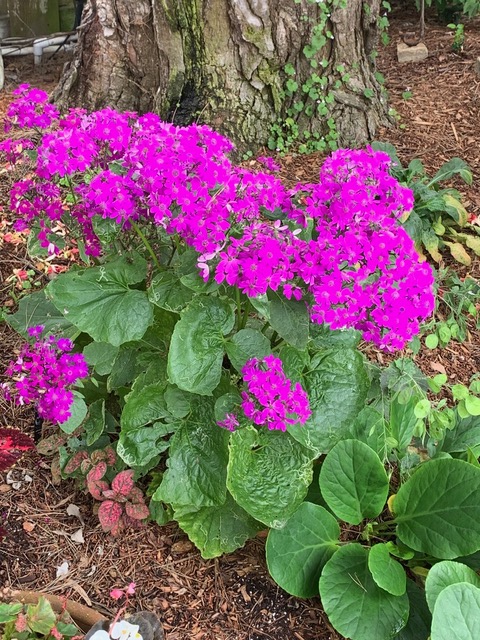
[1,6,480,639]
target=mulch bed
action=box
[1,6,480,639]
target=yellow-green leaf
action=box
[444,241,471,266]
[443,194,468,226]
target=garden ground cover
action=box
[2,5,480,639]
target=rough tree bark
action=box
[53,0,389,152]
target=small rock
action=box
[397,41,428,63]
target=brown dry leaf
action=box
[22,521,36,532]
[0,484,11,493]
[171,540,193,553]
[430,361,447,375]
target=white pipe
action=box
[33,34,77,65]
[1,42,76,58]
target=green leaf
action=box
[6,290,77,339]
[154,413,230,509]
[440,415,480,453]
[425,560,480,613]
[431,158,473,186]
[47,254,153,346]
[83,342,119,376]
[84,398,106,446]
[167,296,235,395]
[425,333,439,349]
[121,382,170,430]
[148,271,194,312]
[443,241,471,266]
[395,579,431,640]
[394,458,480,558]
[227,426,313,528]
[117,422,173,468]
[26,597,57,635]
[431,583,480,640]
[288,348,369,454]
[225,329,271,372]
[0,603,23,623]
[266,502,340,598]
[443,194,469,226]
[174,492,261,559]
[59,392,87,434]
[390,395,421,453]
[346,406,389,460]
[91,215,122,245]
[267,290,309,349]
[370,141,402,168]
[279,345,310,382]
[319,439,389,525]
[368,543,406,596]
[465,395,480,416]
[309,323,361,349]
[319,544,409,640]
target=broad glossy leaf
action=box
[395,579,431,640]
[148,271,194,312]
[443,194,469,225]
[288,348,369,454]
[174,493,261,559]
[227,426,313,528]
[394,458,480,558]
[154,411,230,509]
[279,345,309,382]
[47,254,153,346]
[368,543,406,596]
[225,329,271,372]
[431,583,480,640]
[425,560,480,613]
[309,324,361,349]
[319,439,389,524]
[266,502,340,597]
[121,382,170,431]
[6,290,77,339]
[83,342,119,376]
[167,296,235,395]
[0,603,23,623]
[319,544,409,640]
[267,290,309,349]
[390,395,421,453]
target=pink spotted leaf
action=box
[87,462,109,500]
[98,500,123,532]
[64,450,89,475]
[127,486,145,504]
[125,501,150,521]
[111,469,135,497]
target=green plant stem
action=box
[130,220,161,270]
[235,288,242,330]
[240,299,251,330]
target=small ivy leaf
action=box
[111,469,135,497]
[125,501,150,520]
[98,500,123,532]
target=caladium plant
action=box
[86,465,149,536]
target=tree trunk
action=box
[53,0,389,152]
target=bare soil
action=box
[1,7,480,639]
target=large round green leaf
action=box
[368,543,406,596]
[266,502,340,598]
[393,458,480,559]
[440,415,480,454]
[148,271,194,312]
[227,426,313,528]
[345,406,389,460]
[431,583,480,640]
[425,560,480,614]
[319,544,409,640]
[319,439,389,524]
[395,579,431,640]
[174,493,261,559]
[47,255,153,346]
[288,348,370,454]
[6,290,78,339]
[167,296,235,395]
[267,290,309,349]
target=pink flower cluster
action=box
[1,326,88,423]
[2,86,435,351]
[240,355,311,431]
